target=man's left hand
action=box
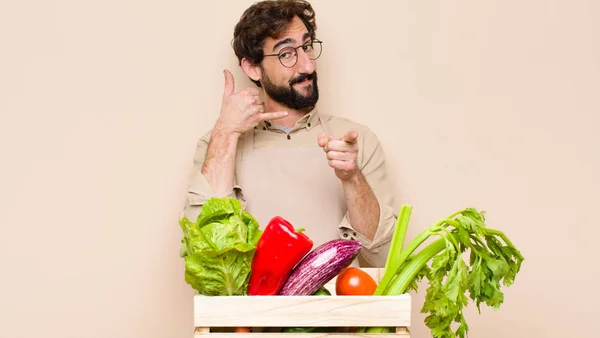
[318,131,359,181]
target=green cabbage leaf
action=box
[179,197,262,296]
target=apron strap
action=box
[242,129,254,160]
[319,115,334,136]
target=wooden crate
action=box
[193,268,411,337]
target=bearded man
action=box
[181,0,398,267]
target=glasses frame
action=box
[263,39,323,68]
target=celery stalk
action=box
[382,238,445,295]
[360,239,447,334]
[375,228,432,295]
[376,208,461,295]
[383,205,412,272]
[363,207,524,338]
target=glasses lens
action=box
[307,41,322,60]
[278,47,297,67]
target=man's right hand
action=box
[215,69,288,136]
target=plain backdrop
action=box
[1,1,599,337]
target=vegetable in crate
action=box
[359,205,525,338]
[248,216,313,295]
[335,267,378,296]
[279,239,361,296]
[179,197,262,296]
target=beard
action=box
[260,71,319,110]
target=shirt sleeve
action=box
[337,127,398,267]
[179,131,246,223]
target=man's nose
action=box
[296,48,316,74]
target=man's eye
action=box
[280,51,294,59]
[303,44,314,52]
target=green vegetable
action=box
[383,205,412,273]
[359,205,525,338]
[179,197,262,296]
[312,286,332,296]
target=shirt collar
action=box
[258,107,321,132]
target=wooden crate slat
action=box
[194,294,411,327]
[192,268,411,336]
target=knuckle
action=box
[247,96,259,106]
[244,88,258,97]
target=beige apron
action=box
[237,117,348,253]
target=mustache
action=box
[289,72,317,85]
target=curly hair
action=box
[232,0,317,86]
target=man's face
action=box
[260,16,319,110]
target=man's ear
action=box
[241,58,262,83]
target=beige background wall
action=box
[1,1,598,337]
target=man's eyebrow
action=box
[273,37,294,52]
[272,32,313,52]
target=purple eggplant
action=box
[278,239,361,295]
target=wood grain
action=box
[194,294,410,327]
[192,268,411,336]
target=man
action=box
[182,0,397,267]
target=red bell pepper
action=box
[248,216,313,295]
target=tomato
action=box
[335,267,377,296]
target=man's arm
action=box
[340,171,380,240]
[182,69,288,218]
[318,130,381,240]
[318,129,398,267]
[200,70,255,196]
[201,129,240,197]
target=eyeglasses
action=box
[263,39,323,68]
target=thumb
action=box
[317,132,329,148]
[223,69,235,98]
[341,130,358,144]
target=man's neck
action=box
[263,97,311,128]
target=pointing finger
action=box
[324,139,358,153]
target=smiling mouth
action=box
[294,78,312,86]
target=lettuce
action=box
[179,197,262,296]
